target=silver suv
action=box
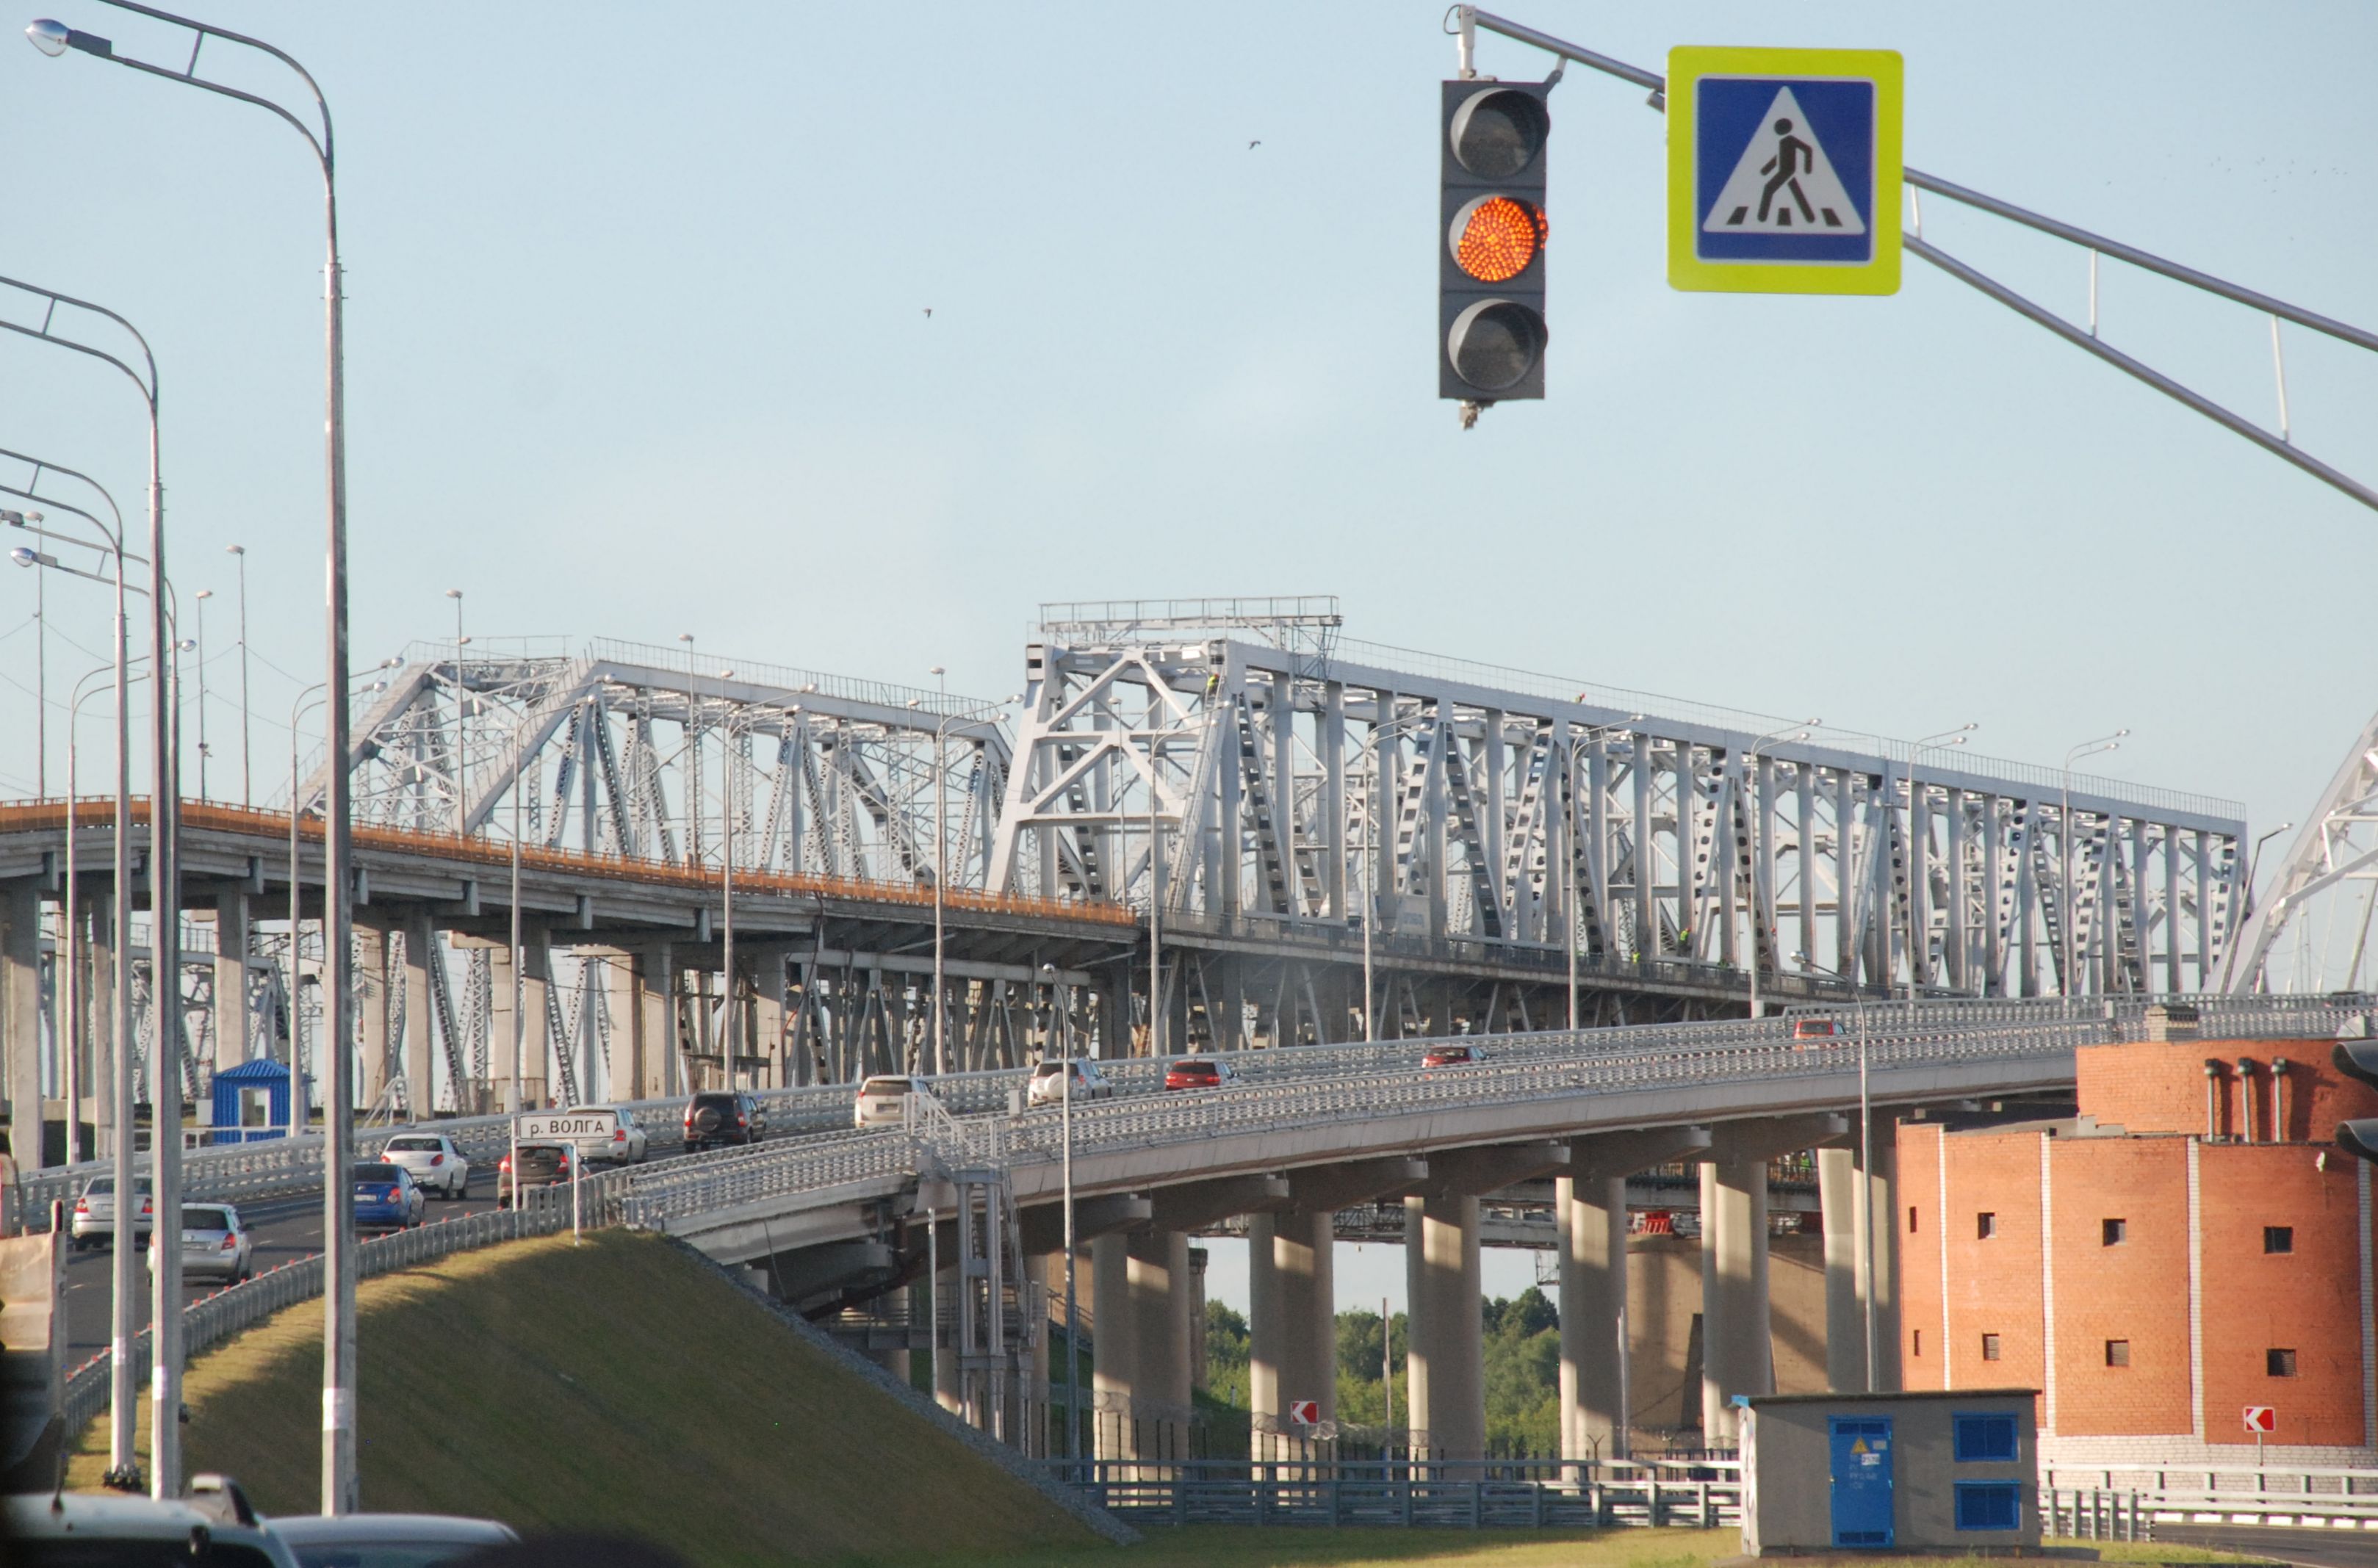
[71,1174,154,1250]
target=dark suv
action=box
[685,1091,766,1152]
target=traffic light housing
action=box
[1441,79,1551,405]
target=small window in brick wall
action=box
[2103,1218,2127,1246]
[1981,1333,2003,1362]
[2268,1348,2298,1377]
[1910,1205,1920,1233]
[1912,1329,1923,1358]
[2105,1340,2131,1368]
[2264,1226,2294,1254]
[1978,1212,1997,1239]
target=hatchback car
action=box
[351,1163,426,1232]
[1163,1055,1239,1092]
[380,1132,470,1199]
[496,1141,574,1205]
[70,1174,154,1250]
[1790,1016,1843,1047]
[854,1074,933,1128]
[268,1511,517,1567]
[1420,1043,1487,1069]
[1027,1058,1114,1108]
[564,1103,650,1164]
[146,1202,254,1285]
[685,1090,766,1150]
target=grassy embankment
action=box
[67,1229,1100,1564]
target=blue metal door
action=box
[1828,1416,1894,1547]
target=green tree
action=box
[1204,1299,1250,1407]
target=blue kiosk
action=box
[210,1059,311,1143]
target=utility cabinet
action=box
[1740,1389,2038,1555]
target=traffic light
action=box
[1441,79,1551,409]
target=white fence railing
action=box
[2047,1464,2378,1533]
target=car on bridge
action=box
[352,1163,427,1232]
[854,1074,938,1127]
[1163,1055,1239,1092]
[686,1089,768,1150]
[1790,1016,1843,1046]
[381,1131,471,1198]
[1420,1043,1488,1071]
[145,1202,254,1285]
[70,1174,154,1251]
[567,1104,652,1165]
[497,1141,575,1205]
[1027,1058,1114,1108]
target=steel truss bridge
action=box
[0,601,2247,1140]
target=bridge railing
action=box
[1046,1456,1742,1531]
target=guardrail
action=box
[59,1175,624,1436]
[2046,1462,2378,1533]
[1045,1459,1741,1530]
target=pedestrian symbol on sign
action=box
[1704,89,1866,236]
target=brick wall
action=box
[1940,1130,2050,1401]
[2047,1135,2194,1437]
[2077,1036,2378,1139]
[1898,1123,1944,1389]
[2197,1141,2368,1449]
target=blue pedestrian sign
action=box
[1668,47,1903,295]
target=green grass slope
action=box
[69,1230,1103,1565]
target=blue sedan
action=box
[352,1163,426,1232]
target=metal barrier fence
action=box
[59,1175,625,1438]
[2046,1464,2378,1531]
[1048,1459,1740,1531]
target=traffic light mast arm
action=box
[1455,5,2378,519]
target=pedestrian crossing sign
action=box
[1667,46,1903,295]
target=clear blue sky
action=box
[3,0,2372,1310]
[2,1,2371,835]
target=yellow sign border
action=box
[1667,46,1904,296]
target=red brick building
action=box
[1898,1037,2377,1467]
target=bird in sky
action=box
[1247,139,1261,149]
[922,307,933,319]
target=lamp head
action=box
[444,588,461,599]
[26,18,107,56]
[0,510,21,527]
[196,588,213,601]
[176,637,197,653]
[226,543,245,557]
[9,546,36,568]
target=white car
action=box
[567,1104,652,1165]
[8,1488,300,1566]
[69,1174,154,1250]
[380,1132,471,1199]
[854,1074,937,1128]
[1027,1058,1115,1108]
[145,1202,255,1285]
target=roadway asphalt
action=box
[2154,1524,2378,1568]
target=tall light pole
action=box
[291,682,327,1141]
[2059,731,2128,999]
[445,590,466,833]
[226,546,250,806]
[192,588,212,801]
[1796,950,1878,1390]
[0,264,170,1494]
[1903,723,1975,1021]
[1740,721,1817,1022]
[32,4,359,1509]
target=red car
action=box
[1421,1044,1486,1069]
[1163,1055,1239,1091]
[1790,1017,1842,1049]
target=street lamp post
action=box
[1739,720,1817,1022]
[225,546,250,807]
[445,590,466,833]
[31,3,361,1509]
[291,684,326,1142]
[192,588,212,801]
[2059,731,2128,999]
[1903,724,1976,1021]
[0,265,171,1493]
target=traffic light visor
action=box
[1449,87,1549,179]
[1451,195,1546,283]
[1446,299,1546,393]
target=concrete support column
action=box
[636,944,677,1099]
[4,881,43,1167]
[401,913,436,1117]
[1558,1174,1629,1464]
[356,922,393,1110]
[1247,1208,1336,1465]
[1404,1192,1484,1464]
[212,892,248,1076]
[519,923,552,1106]
[1856,1113,1903,1391]
[749,944,790,1089]
[489,944,519,1110]
[1125,1230,1192,1469]
[1698,1157,1771,1448]
[934,1265,962,1417]
[1820,1146,1865,1392]
[1090,1233,1133,1462]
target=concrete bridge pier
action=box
[358,920,393,1110]
[4,879,39,1167]
[1698,1116,1851,1448]
[1818,1113,1903,1392]
[1405,1143,1569,1465]
[210,890,248,1077]
[1560,1127,1713,1467]
[1247,1208,1333,1467]
[401,913,435,1115]
[1125,1229,1192,1470]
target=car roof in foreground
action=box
[10,1490,281,1544]
[269,1512,516,1544]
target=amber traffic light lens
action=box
[1451,195,1546,283]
